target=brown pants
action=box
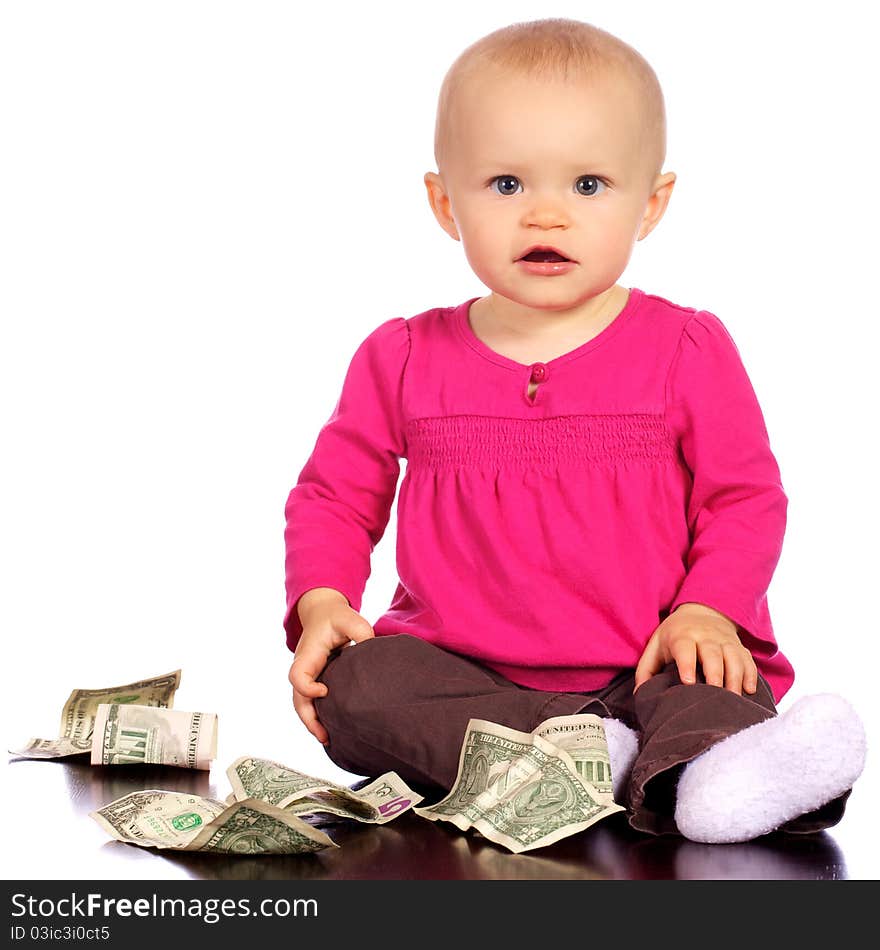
[314,634,849,836]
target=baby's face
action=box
[426,66,672,311]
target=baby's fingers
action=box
[720,643,747,695]
[697,642,725,689]
[670,639,697,686]
[633,633,664,692]
[293,691,329,745]
[735,647,759,695]
[293,673,328,699]
[289,649,330,698]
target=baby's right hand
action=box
[288,590,375,745]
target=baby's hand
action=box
[633,602,757,696]
[288,593,375,745]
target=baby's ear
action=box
[423,172,460,241]
[637,171,676,242]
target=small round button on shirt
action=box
[530,362,547,383]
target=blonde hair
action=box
[433,18,667,184]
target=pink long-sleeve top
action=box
[283,287,795,702]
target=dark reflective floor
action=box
[5,757,852,880]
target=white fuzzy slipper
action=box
[674,693,867,844]
[603,718,640,802]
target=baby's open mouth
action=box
[519,250,572,262]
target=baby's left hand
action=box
[634,602,757,696]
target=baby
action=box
[283,18,866,843]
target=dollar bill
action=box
[90,789,336,855]
[414,715,624,853]
[9,670,181,759]
[227,756,422,823]
[91,704,217,770]
[10,737,88,759]
[532,714,617,802]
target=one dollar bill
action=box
[532,714,618,803]
[91,704,218,770]
[90,789,336,855]
[227,756,422,823]
[9,670,182,759]
[414,714,624,853]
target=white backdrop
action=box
[2,0,878,878]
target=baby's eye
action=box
[489,174,608,197]
[490,175,522,196]
[575,175,607,197]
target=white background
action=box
[2,0,878,878]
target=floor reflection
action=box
[672,834,846,880]
[10,759,850,881]
[61,757,217,811]
[120,811,848,882]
